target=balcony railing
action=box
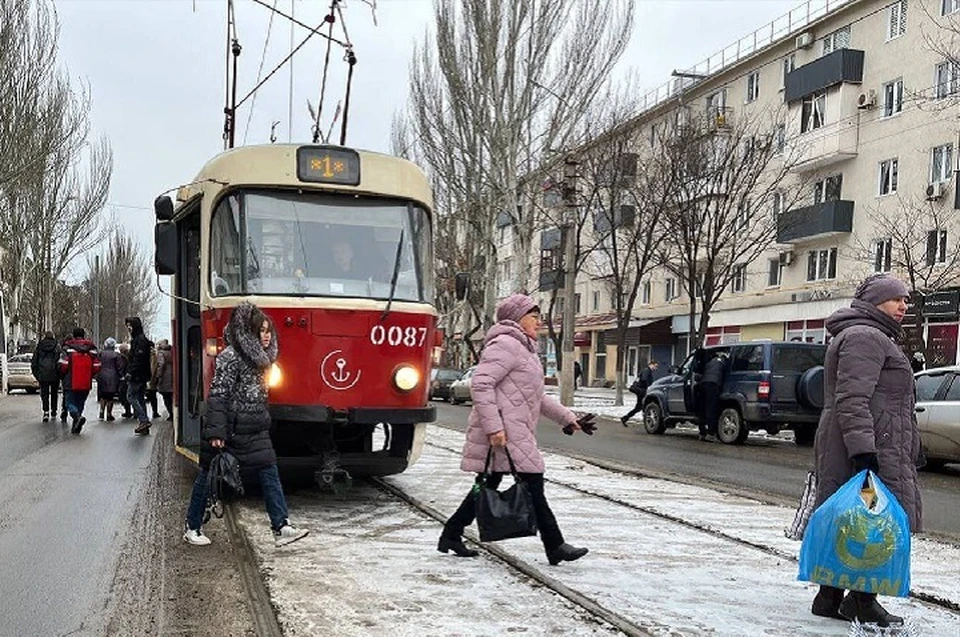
[788,118,859,172]
[777,199,854,243]
[785,48,865,103]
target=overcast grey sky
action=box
[53,0,800,336]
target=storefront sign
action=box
[906,289,960,318]
[573,332,591,346]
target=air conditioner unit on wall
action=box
[857,90,877,109]
[927,181,946,201]
[779,251,795,266]
[795,32,814,49]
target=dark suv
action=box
[641,341,826,446]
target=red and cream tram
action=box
[153,145,439,478]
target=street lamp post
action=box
[559,158,579,407]
[114,281,133,341]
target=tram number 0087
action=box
[369,325,428,347]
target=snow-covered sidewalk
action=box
[236,426,960,636]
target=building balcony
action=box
[777,199,854,243]
[787,118,859,172]
[784,48,864,103]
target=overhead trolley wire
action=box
[243,0,280,145]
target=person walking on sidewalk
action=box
[116,343,132,418]
[438,293,596,565]
[145,343,161,420]
[154,339,174,420]
[31,332,61,422]
[124,317,154,434]
[97,337,124,421]
[809,274,920,628]
[183,301,308,547]
[58,327,101,434]
[698,351,727,441]
[621,360,659,427]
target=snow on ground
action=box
[234,426,960,637]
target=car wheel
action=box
[717,407,748,444]
[450,395,461,405]
[793,424,816,447]
[642,402,667,435]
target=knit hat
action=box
[496,294,539,323]
[104,337,117,349]
[854,274,910,306]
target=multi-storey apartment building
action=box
[500,0,960,387]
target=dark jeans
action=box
[39,381,59,414]
[118,381,131,415]
[443,472,564,552]
[60,380,68,417]
[127,381,148,424]
[700,382,721,436]
[159,391,173,418]
[65,390,90,419]
[185,463,289,532]
[622,391,645,421]
[145,388,159,417]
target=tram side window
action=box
[210,196,242,296]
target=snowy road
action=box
[234,426,960,637]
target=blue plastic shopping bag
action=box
[798,469,910,597]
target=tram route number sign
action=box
[370,325,428,348]
[297,146,361,186]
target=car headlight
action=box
[267,363,283,388]
[393,365,420,392]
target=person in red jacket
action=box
[58,327,101,434]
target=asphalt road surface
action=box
[433,401,960,543]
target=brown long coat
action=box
[814,300,922,532]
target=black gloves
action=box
[852,452,879,474]
[563,413,597,436]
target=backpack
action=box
[204,451,244,523]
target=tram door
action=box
[175,209,202,453]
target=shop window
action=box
[786,319,827,344]
[594,351,607,380]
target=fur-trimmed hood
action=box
[223,302,278,370]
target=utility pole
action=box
[92,255,101,347]
[559,158,579,407]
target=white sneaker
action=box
[183,528,211,546]
[273,524,309,547]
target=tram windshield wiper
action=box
[380,228,405,322]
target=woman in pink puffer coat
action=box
[437,293,596,565]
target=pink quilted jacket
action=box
[460,320,577,474]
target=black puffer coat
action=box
[201,303,279,470]
[32,336,61,383]
[814,300,922,531]
[125,317,153,383]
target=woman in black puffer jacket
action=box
[183,302,308,547]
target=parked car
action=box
[449,366,476,405]
[6,353,39,394]
[913,366,960,469]
[430,367,463,402]
[641,341,826,445]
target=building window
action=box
[927,229,948,266]
[574,293,581,314]
[746,71,760,102]
[732,264,747,293]
[736,199,750,229]
[882,79,903,117]
[774,124,786,154]
[879,158,899,196]
[595,350,606,380]
[592,290,600,312]
[768,258,782,287]
[641,280,651,305]
[888,1,907,39]
[935,61,960,99]
[705,89,727,111]
[782,54,795,88]
[943,0,960,15]
[814,174,843,203]
[873,238,892,272]
[649,124,657,146]
[772,191,785,219]
[665,277,677,302]
[822,25,851,55]
[786,319,827,344]
[806,248,838,281]
[801,92,826,133]
[932,143,954,183]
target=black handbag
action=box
[204,450,244,522]
[474,447,538,542]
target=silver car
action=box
[6,353,39,393]
[914,367,960,468]
[449,366,476,405]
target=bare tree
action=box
[394,0,635,343]
[657,106,805,348]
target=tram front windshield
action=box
[209,190,434,302]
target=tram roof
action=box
[176,144,433,211]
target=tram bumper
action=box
[268,405,436,424]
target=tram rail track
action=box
[420,437,960,617]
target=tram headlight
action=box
[393,364,420,393]
[267,363,283,388]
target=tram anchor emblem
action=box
[320,350,362,391]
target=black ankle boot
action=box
[546,543,588,566]
[811,585,845,620]
[437,536,478,558]
[838,592,903,627]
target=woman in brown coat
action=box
[810,274,921,627]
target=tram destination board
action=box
[297,146,361,186]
